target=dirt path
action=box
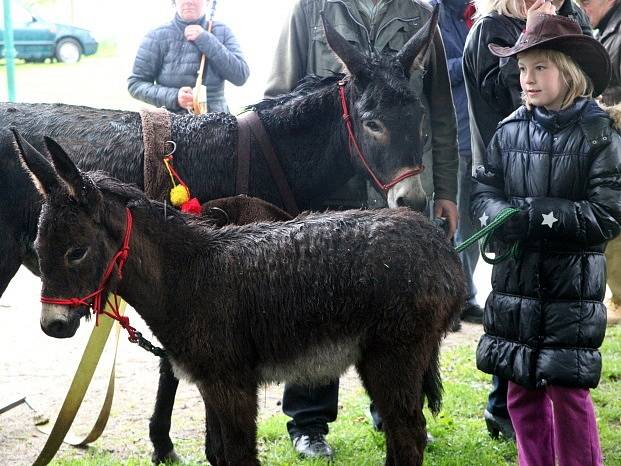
[0,267,483,465]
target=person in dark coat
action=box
[432,0,483,327]
[128,0,249,113]
[463,0,593,438]
[472,10,621,465]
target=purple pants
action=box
[507,382,603,466]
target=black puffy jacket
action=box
[128,14,249,113]
[471,99,621,389]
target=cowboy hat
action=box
[489,14,611,96]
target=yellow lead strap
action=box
[32,294,126,466]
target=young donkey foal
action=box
[17,133,465,466]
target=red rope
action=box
[337,80,424,192]
[41,208,138,341]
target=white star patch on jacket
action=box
[479,212,489,227]
[541,211,558,228]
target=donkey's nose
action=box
[41,316,79,338]
[396,195,428,212]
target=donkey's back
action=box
[181,208,464,386]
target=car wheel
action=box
[55,38,82,63]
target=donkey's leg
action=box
[204,403,225,466]
[198,381,260,466]
[356,345,430,466]
[149,357,181,465]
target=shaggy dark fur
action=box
[0,8,438,299]
[19,133,464,466]
[149,195,294,464]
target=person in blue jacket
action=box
[128,0,249,113]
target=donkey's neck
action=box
[114,204,214,337]
[259,84,356,208]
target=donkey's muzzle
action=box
[387,174,428,212]
[40,304,81,338]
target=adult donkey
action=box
[0,8,439,298]
[16,132,464,466]
[0,9,440,463]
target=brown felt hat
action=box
[489,14,611,96]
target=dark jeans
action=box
[487,375,510,418]
[283,381,339,437]
[455,156,479,305]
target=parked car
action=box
[0,1,98,63]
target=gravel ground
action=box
[0,266,486,465]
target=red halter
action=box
[41,208,138,341]
[337,80,424,193]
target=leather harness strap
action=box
[236,111,299,216]
[236,112,252,196]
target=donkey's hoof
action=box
[152,448,182,465]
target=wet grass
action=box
[50,327,621,465]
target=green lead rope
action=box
[454,207,522,265]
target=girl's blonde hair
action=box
[475,0,526,19]
[518,48,593,110]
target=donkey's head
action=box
[321,6,439,210]
[14,130,123,338]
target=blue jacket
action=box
[128,14,249,113]
[433,0,471,157]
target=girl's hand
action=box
[500,210,529,242]
[526,0,557,29]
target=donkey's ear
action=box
[321,12,368,78]
[12,129,61,198]
[396,5,440,75]
[43,136,100,208]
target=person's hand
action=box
[526,0,557,28]
[500,210,529,242]
[184,25,205,42]
[434,199,458,240]
[177,86,194,110]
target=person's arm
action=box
[525,134,621,245]
[470,133,513,225]
[424,28,459,236]
[192,23,250,86]
[264,2,310,98]
[128,31,181,111]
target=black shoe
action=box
[292,433,334,458]
[484,409,515,441]
[461,303,484,324]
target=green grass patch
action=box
[51,328,621,465]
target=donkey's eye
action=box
[66,247,88,263]
[364,120,383,132]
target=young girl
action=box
[471,10,621,466]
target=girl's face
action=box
[518,53,568,111]
[176,0,209,21]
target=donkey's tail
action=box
[423,341,443,416]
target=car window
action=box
[0,3,36,27]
